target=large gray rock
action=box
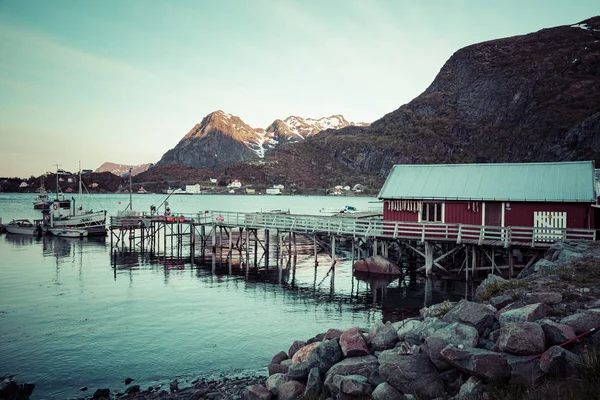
[287,340,306,359]
[323,355,379,393]
[440,344,511,381]
[270,351,289,365]
[318,338,343,375]
[518,258,557,278]
[369,321,399,351]
[423,322,479,370]
[378,351,445,398]
[287,342,321,380]
[414,317,450,341]
[372,382,403,400]
[458,376,486,399]
[498,303,548,324]
[475,274,508,301]
[303,367,321,399]
[277,381,305,400]
[505,355,544,387]
[324,328,343,340]
[442,299,496,334]
[525,292,563,305]
[540,346,582,377]
[497,322,545,356]
[265,374,290,396]
[538,319,576,346]
[243,384,273,400]
[339,326,370,357]
[420,301,456,318]
[332,375,373,396]
[560,309,600,334]
[353,255,401,275]
[394,319,423,342]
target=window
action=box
[422,203,442,222]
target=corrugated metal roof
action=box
[377,161,596,202]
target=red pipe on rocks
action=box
[528,324,600,362]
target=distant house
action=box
[228,179,242,188]
[266,188,281,195]
[209,178,218,184]
[273,184,285,190]
[184,184,201,194]
[332,188,342,196]
[19,181,28,188]
[90,183,99,188]
[67,177,74,183]
[82,169,93,175]
[352,184,365,192]
[245,186,256,194]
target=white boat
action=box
[5,219,41,235]
[137,186,149,194]
[319,205,359,215]
[48,227,88,238]
[262,209,290,214]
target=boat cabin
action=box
[378,161,596,233]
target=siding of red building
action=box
[504,202,592,229]
[445,202,483,225]
[383,201,419,222]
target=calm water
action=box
[0,193,467,399]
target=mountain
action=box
[270,16,600,180]
[156,110,366,170]
[95,162,152,177]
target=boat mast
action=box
[53,163,61,200]
[129,165,133,211]
[78,161,82,215]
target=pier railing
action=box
[195,211,596,248]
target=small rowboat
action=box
[48,228,88,238]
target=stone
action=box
[378,351,445,398]
[423,322,479,370]
[489,294,513,310]
[270,351,289,365]
[560,309,600,334]
[497,322,545,356]
[505,355,544,387]
[125,385,140,395]
[525,292,563,305]
[538,319,576,346]
[244,384,274,400]
[475,273,508,301]
[93,388,111,399]
[169,380,178,392]
[267,363,289,375]
[519,258,557,278]
[323,355,379,393]
[125,377,134,385]
[324,328,343,340]
[540,346,582,377]
[372,382,403,400]
[291,342,320,364]
[277,381,305,400]
[556,249,584,263]
[339,326,369,357]
[439,344,511,381]
[414,317,450,341]
[288,340,307,359]
[420,301,456,318]
[318,338,343,375]
[265,373,290,396]
[303,367,322,399]
[439,368,463,395]
[353,255,401,275]
[393,341,420,355]
[394,319,423,342]
[498,303,548,324]
[335,375,373,396]
[369,321,399,351]
[442,299,496,334]
[458,376,485,399]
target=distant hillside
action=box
[95,162,152,177]
[156,111,368,170]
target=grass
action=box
[488,345,600,400]
[557,256,600,287]
[478,280,528,302]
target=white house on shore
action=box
[19,181,28,188]
[184,184,201,194]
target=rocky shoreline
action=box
[6,240,600,400]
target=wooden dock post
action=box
[314,234,318,267]
[211,224,217,272]
[424,242,434,276]
[265,229,270,269]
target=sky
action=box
[0,0,598,178]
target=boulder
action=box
[497,322,545,356]
[423,322,479,370]
[475,274,508,301]
[392,341,420,355]
[438,368,463,395]
[458,376,486,399]
[505,355,544,387]
[394,319,423,342]
[332,375,373,396]
[518,258,557,278]
[93,388,110,399]
[339,326,369,357]
[323,355,379,393]
[439,344,511,381]
[318,338,343,375]
[498,303,548,324]
[303,367,322,399]
[560,309,600,334]
[442,299,496,334]
[277,381,305,400]
[420,301,455,318]
[324,328,343,340]
[372,382,403,400]
[414,317,450,341]
[489,294,514,310]
[378,351,445,398]
[369,321,399,351]
[267,363,288,375]
[538,319,576,346]
[524,292,563,305]
[265,373,290,396]
[243,384,273,400]
[270,351,289,365]
[540,346,582,377]
[288,340,307,359]
[291,342,320,364]
[353,255,401,275]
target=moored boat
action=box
[48,227,88,238]
[5,219,42,235]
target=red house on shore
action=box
[378,161,596,234]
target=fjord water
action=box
[0,193,466,399]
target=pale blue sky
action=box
[0,0,598,177]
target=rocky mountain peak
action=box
[181,110,257,143]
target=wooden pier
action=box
[109,210,596,278]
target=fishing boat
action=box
[319,205,359,215]
[5,219,42,235]
[33,179,51,209]
[48,227,88,238]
